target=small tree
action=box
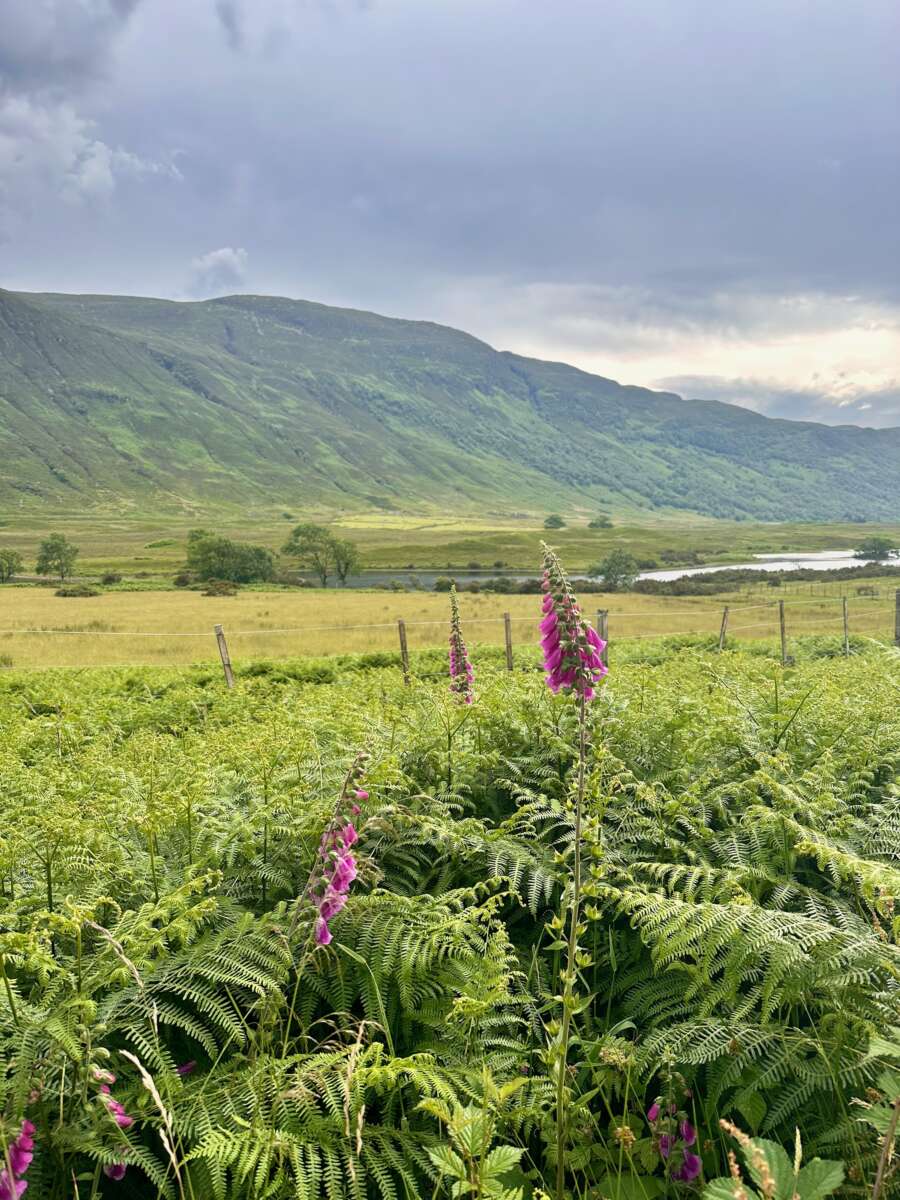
[0,549,23,583]
[333,538,361,586]
[185,531,276,583]
[587,515,612,529]
[544,515,566,529]
[36,533,79,581]
[856,536,895,560]
[590,548,638,592]
[281,523,337,587]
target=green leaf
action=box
[742,1138,794,1200]
[704,1180,760,1200]
[428,1144,465,1179]
[595,1171,664,1200]
[734,1091,767,1133]
[795,1158,844,1200]
[482,1145,524,1179]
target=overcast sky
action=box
[2,0,899,425]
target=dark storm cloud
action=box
[3,0,899,424]
[0,0,141,92]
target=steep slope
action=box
[2,287,898,519]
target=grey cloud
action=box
[214,0,243,51]
[0,0,141,93]
[658,376,900,429]
[187,246,249,297]
[3,0,900,425]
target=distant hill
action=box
[2,287,898,520]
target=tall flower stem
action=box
[556,689,587,1200]
[538,543,606,1200]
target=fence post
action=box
[397,619,410,685]
[503,611,514,671]
[842,597,850,657]
[597,609,609,668]
[895,590,900,647]
[213,624,235,689]
[718,605,729,651]
[778,599,788,666]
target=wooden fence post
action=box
[718,605,729,651]
[397,619,410,685]
[895,590,900,647]
[597,609,609,668]
[503,612,514,671]
[842,597,850,657]
[214,624,235,689]
[778,600,788,666]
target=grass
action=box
[0,581,896,669]
[2,512,900,577]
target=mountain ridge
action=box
[2,286,898,520]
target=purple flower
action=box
[0,1120,36,1200]
[659,1134,674,1159]
[540,546,607,700]
[674,1152,702,1182]
[647,1102,660,1122]
[104,1163,127,1181]
[176,1061,196,1077]
[679,1120,696,1147]
[354,789,368,801]
[314,916,333,946]
[448,586,475,703]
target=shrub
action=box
[587,515,613,528]
[543,514,566,529]
[173,572,193,587]
[100,572,122,585]
[55,584,99,597]
[201,579,239,596]
[433,576,454,592]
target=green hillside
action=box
[2,287,898,520]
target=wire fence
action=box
[1,592,897,678]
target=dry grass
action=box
[0,586,895,670]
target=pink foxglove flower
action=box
[673,1151,702,1182]
[647,1102,660,1122]
[0,1119,36,1200]
[104,1163,127,1181]
[540,544,606,700]
[176,1061,196,1077]
[448,585,474,703]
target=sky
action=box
[1,0,899,426]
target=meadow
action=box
[1,603,898,1199]
[3,511,900,577]
[1,581,898,669]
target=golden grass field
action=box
[0,584,895,670]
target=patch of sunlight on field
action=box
[331,513,531,532]
[0,586,894,670]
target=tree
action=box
[36,533,79,581]
[587,515,613,529]
[544,515,566,529]
[0,550,23,583]
[333,538,361,586]
[856,536,895,560]
[590,548,638,592]
[281,523,338,586]
[185,531,276,583]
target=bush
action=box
[466,561,482,570]
[55,584,99,597]
[433,576,454,592]
[100,572,122,585]
[543,514,566,529]
[0,653,12,669]
[587,515,613,528]
[201,579,239,597]
[173,572,193,587]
